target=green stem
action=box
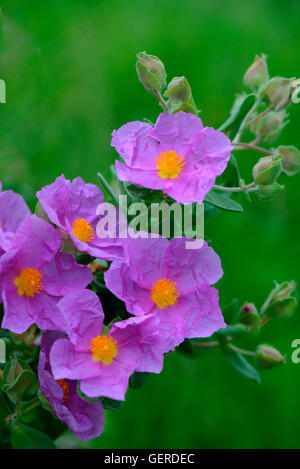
[234,142,273,155]
[97,172,119,205]
[213,182,256,193]
[233,98,261,143]
[227,343,255,356]
[246,104,274,126]
[192,340,220,347]
[22,400,41,416]
[154,90,168,112]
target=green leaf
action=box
[129,372,150,389]
[222,345,261,383]
[3,370,38,404]
[219,94,256,139]
[216,323,248,339]
[75,253,95,265]
[11,423,56,449]
[220,298,240,324]
[205,190,243,212]
[220,154,241,187]
[100,397,123,411]
[124,183,164,203]
[0,391,11,419]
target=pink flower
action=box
[112,112,233,204]
[37,175,124,261]
[38,331,104,441]
[104,237,226,353]
[0,184,31,255]
[50,289,164,401]
[0,215,93,333]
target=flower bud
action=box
[238,302,260,326]
[252,154,282,185]
[243,54,269,89]
[168,99,198,115]
[258,182,284,201]
[278,145,300,176]
[261,280,297,318]
[250,110,288,143]
[136,52,166,94]
[256,344,285,368]
[35,201,50,223]
[163,76,192,103]
[262,77,295,111]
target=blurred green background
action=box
[1,0,300,449]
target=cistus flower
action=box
[104,236,226,353]
[38,331,104,441]
[0,214,92,333]
[50,289,164,401]
[37,175,124,261]
[0,184,30,255]
[112,112,233,204]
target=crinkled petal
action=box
[0,190,30,233]
[150,112,204,144]
[11,215,61,268]
[111,315,163,374]
[163,238,223,292]
[104,261,154,316]
[50,339,101,380]
[115,160,163,190]
[111,121,159,169]
[41,252,93,296]
[158,286,226,353]
[57,290,103,351]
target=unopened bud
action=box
[258,182,284,201]
[261,280,297,318]
[278,145,300,176]
[238,302,260,326]
[136,52,166,94]
[250,110,288,143]
[253,155,282,185]
[262,77,295,111]
[164,76,192,103]
[243,54,269,89]
[256,344,285,368]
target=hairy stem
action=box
[246,104,274,126]
[154,90,168,111]
[234,142,273,155]
[227,343,255,356]
[213,182,256,193]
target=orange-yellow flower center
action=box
[156,150,185,179]
[14,268,44,298]
[56,379,71,403]
[89,335,118,365]
[72,218,95,243]
[151,277,180,309]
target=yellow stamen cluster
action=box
[89,335,118,365]
[56,379,71,403]
[72,218,95,243]
[151,277,180,309]
[156,150,185,179]
[14,268,44,298]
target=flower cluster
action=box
[0,111,228,441]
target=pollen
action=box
[151,277,180,309]
[72,218,95,243]
[56,379,71,403]
[14,268,44,298]
[89,334,118,365]
[156,150,186,179]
